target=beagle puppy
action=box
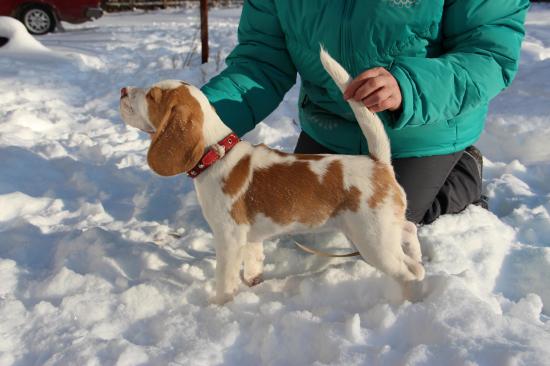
[120,49,424,304]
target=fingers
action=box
[361,85,392,108]
[342,67,403,112]
[343,67,386,100]
[352,75,389,102]
[370,97,399,113]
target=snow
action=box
[0,16,49,53]
[1,5,550,365]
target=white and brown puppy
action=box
[120,49,424,304]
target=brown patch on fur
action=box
[296,154,324,161]
[267,147,324,161]
[230,159,361,226]
[368,162,399,209]
[230,196,248,224]
[222,155,251,197]
[393,190,406,217]
[146,86,204,176]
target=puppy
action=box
[120,49,424,304]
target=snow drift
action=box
[0,16,50,53]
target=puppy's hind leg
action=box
[213,230,246,304]
[344,219,425,284]
[243,241,264,287]
[402,221,422,263]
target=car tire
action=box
[20,5,57,35]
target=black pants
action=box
[294,132,482,225]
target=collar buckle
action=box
[186,132,240,178]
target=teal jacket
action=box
[202,0,529,157]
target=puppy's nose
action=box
[120,87,129,98]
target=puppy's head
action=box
[120,80,205,176]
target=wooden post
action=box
[200,0,209,64]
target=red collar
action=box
[187,133,240,178]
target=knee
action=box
[406,202,436,225]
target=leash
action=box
[293,240,360,258]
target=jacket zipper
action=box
[340,0,355,75]
[341,0,365,152]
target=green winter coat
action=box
[202,0,529,157]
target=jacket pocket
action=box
[300,93,310,108]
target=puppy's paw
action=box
[210,293,234,305]
[401,279,426,303]
[399,256,425,283]
[244,275,263,287]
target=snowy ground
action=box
[1,4,549,366]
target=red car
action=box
[0,0,103,35]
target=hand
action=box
[343,67,402,113]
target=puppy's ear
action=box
[147,105,204,176]
[149,87,162,103]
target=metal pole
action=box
[200,0,209,64]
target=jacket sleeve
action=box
[389,0,529,129]
[201,0,297,136]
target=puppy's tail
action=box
[319,46,391,165]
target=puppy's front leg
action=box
[243,241,264,287]
[213,230,246,304]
